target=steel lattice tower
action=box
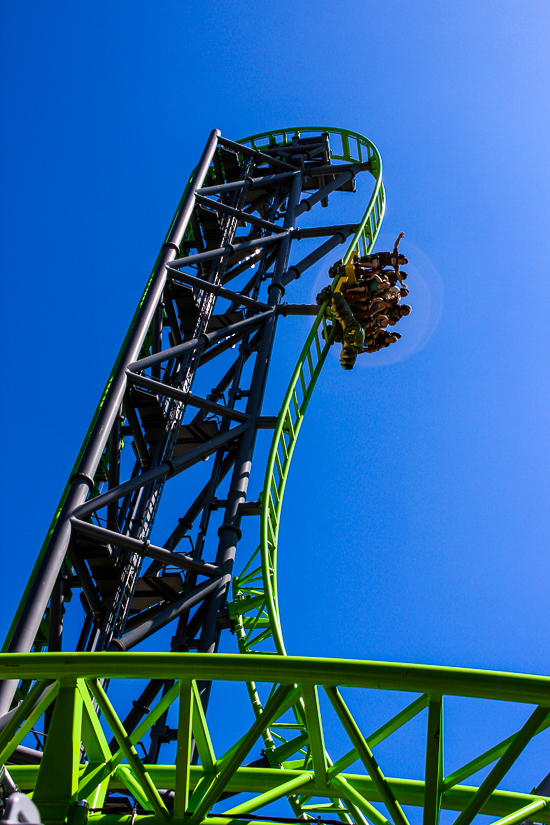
[0,128,548,825]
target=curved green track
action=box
[0,654,548,825]
[231,127,385,660]
[2,128,547,825]
[229,130,386,799]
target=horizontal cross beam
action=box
[217,135,298,171]
[69,519,222,578]
[168,269,271,312]
[195,194,286,235]
[169,231,288,270]
[73,423,249,520]
[127,310,273,372]
[125,372,250,424]
[197,169,299,196]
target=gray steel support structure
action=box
[0,130,371,771]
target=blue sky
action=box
[1,0,549,810]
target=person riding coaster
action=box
[319,234,411,369]
[359,231,407,272]
[328,290,365,371]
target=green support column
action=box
[325,686,409,825]
[301,685,327,789]
[33,680,83,825]
[78,680,112,810]
[174,680,194,820]
[423,696,443,825]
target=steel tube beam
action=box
[197,170,298,196]
[163,284,183,347]
[292,224,358,239]
[167,269,271,312]
[195,194,286,235]
[196,170,303,668]
[125,372,250,424]
[222,250,263,285]
[196,329,249,367]
[169,231,289,270]
[127,310,273,373]
[123,392,150,467]
[0,128,222,715]
[277,304,320,316]
[325,686,409,825]
[107,411,122,531]
[1,655,549,705]
[69,519,221,578]
[67,544,104,623]
[452,705,550,825]
[295,166,362,217]
[72,423,249,520]
[306,161,372,177]
[7,767,550,821]
[217,136,297,171]
[282,227,355,286]
[109,577,224,652]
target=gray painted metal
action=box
[197,169,298,196]
[167,269,272,312]
[3,129,377,770]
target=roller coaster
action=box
[0,127,548,825]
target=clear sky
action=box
[1,0,549,811]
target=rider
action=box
[359,232,407,271]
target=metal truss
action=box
[0,126,383,715]
[1,127,546,825]
[0,654,548,825]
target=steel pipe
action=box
[125,372,250,424]
[197,170,298,196]
[168,269,271,312]
[169,231,289,270]
[69,519,221,577]
[126,310,273,373]
[217,136,297,171]
[2,654,549,705]
[282,227,355,286]
[195,194,286,235]
[108,577,225,652]
[72,422,249,520]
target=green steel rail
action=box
[231,127,384,659]
[229,130,384,792]
[1,653,549,825]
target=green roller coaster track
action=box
[1,128,548,825]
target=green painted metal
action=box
[32,681,83,824]
[238,127,385,261]
[325,686,409,825]
[423,696,443,825]
[451,704,550,825]
[1,654,549,825]
[3,654,550,703]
